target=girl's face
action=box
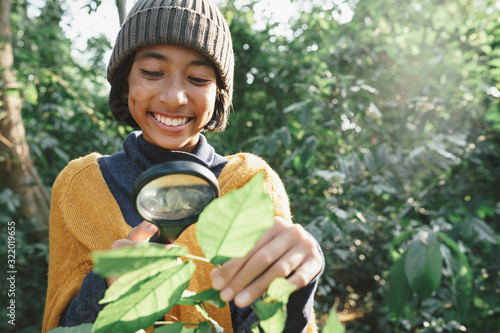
[127,45,218,152]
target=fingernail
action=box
[220,288,234,302]
[146,223,158,232]
[212,275,225,290]
[235,292,251,307]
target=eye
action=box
[140,70,163,78]
[188,77,211,85]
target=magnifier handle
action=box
[149,225,186,244]
[149,231,165,244]
[148,215,199,244]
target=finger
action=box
[232,247,306,307]
[286,255,323,290]
[218,228,298,303]
[231,223,321,307]
[107,222,159,286]
[127,221,158,242]
[110,238,139,249]
[211,217,288,291]
[106,276,118,287]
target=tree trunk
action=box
[0,0,50,240]
[116,0,127,25]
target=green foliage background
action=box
[1,0,499,332]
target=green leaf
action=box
[156,320,212,333]
[376,144,389,168]
[438,232,472,321]
[192,305,225,332]
[404,231,442,300]
[254,300,286,332]
[154,322,185,333]
[283,100,307,113]
[276,127,291,148]
[197,173,274,265]
[92,244,188,278]
[350,154,361,179]
[385,254,412,317]
[338,158,349,180]
[47,324,93,333]
[322,305,345,333]
[476,204,495,219]
[299,136,317,167]
[266,277,296,303]
[281,148,300,170]
[488,58,500,68]
[181,328,196,333]
[177,288,225,308]
[93,261,195,333]
[389,230,412,261]
[314,170,346,182]
[253,278,295,333]
[471,217,498,244]
[363,151,375,172]
[100,259,181,304]
[195,321,213,333]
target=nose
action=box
[158,75,188,109]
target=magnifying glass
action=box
[131,161,220,244]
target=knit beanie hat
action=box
[106,0,234,101]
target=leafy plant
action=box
[48,174,300,332]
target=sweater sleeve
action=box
[59,270,108,326]
[282,243,323,333]
[219,153,323,333]
[42,154,131,332]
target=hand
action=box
[106,221,159,286]
[211,216,323,308]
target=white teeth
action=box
[154,113,188,127]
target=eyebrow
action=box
[134,51,216,70]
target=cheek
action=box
[127,73,151,110]
[127,85,148,112]
[203,96,217,123]
[127,91,136,114]
[204,87,218,115]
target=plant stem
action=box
[155,321,199,326]
[184,253,211,263]
[154,321,174,326]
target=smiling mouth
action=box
[151,113,191,127]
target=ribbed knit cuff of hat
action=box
[106,0,234,100]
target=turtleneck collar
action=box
[126,131,221,174]
[98,131,228,228]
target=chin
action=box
[157,139,194,152]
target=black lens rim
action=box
[131,160,220,243]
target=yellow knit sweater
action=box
[42,152,317,333]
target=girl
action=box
[42,1,323,332]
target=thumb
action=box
[126,221,158,242]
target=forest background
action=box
[0,0,499,332]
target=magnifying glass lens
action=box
[136,174,214,221]
[132,160,220,243]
